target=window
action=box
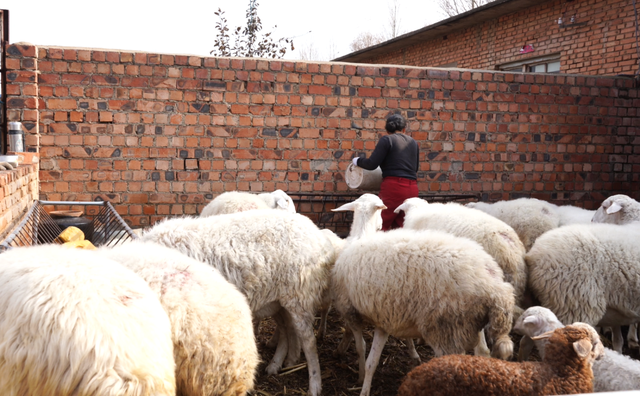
[499,54,561,74]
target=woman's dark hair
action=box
[385,114,407,133]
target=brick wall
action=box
[5,43,639,227]
[356,0,639,76]
[0,165,39,240]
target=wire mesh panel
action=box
[0,200,137,253]
[289,192,479,238]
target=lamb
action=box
[396,323,604,396]
[514,306,640,393]
[98,241,259,396]
[141,209,338,396]
[200,189,296,217]
[395,197,527,304]
[0,245,176,396]
[331,194,515,396]
[526,222,640,353]
[466,197,560,250]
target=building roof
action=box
[333,0,554,63]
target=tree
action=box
[210,1,294,59]
[349,32,386,52]
[387,0,403,39]
[437,0,493,17]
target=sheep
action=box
[331,194,515,396]
[0,244,176,396]
[98,241,259,396]
[592,194,640,225]
[466,197,560,250]
[591,194,640,350]
[396,323,604,396]
[141,209,338,396]
[200,189,296,217]
[395,198,527,304]
[526,222,640,354]
[514,306,640,393]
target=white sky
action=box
[3,0,445,61]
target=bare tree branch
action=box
[437,0,493,17]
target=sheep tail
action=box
[487,299,515,360]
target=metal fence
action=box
[0,200,137,253]
[289,192,480,237]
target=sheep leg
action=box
[404,339,420,364]
[334,326,354,357]
[473,329,491,357]
[265,312,289,375]
[360,327,389,396]
[518,335,535,361]
[351,326,367,385]
[316,303,330,339]
[628,323,639,349]
[612,325,624,353]
[284,310,301,367]
[289,310,322,396]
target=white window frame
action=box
[499,54,562,73]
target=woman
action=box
[352,114,420,230]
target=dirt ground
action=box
[251,311,640,396]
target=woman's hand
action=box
[352,157,359,167]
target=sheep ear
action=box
[332,202,358,212]
[606,202,622,215]
[531,329,554,340]
[275,197,288,210]
[523,316,540,327]
[394,202,409,214]
[573,339,592,359]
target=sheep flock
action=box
[1,190,640,396]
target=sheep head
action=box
[271,189,296,213]
[532,323,604,365]
[333,193,386,239]
[394,197,429,215]
[592,194,640,224]
[513,306,564,338]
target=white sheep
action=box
[526,222,640,354]
[98,241,259,396]
[514,306,640,392]
[331,194,515,396]
[200,189,296,217]
[467,197,560,251]
[592,194,640,224]
[395,198,527,304]
[0,245,176,396]
[592,194,640,350]
[141,209,337,396]
[397,323,604,396]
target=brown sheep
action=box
[396,323,604,396]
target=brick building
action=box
[3,42,638,230]
[335,0,640,76]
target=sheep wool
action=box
[98,241,258,396]
[200,191,270,217]
[141,209,337,396]
[526,223,640,341]
[467,197,560,250]
[396,198,527,303]
[397,323,604,396]
[0,245,176,396]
